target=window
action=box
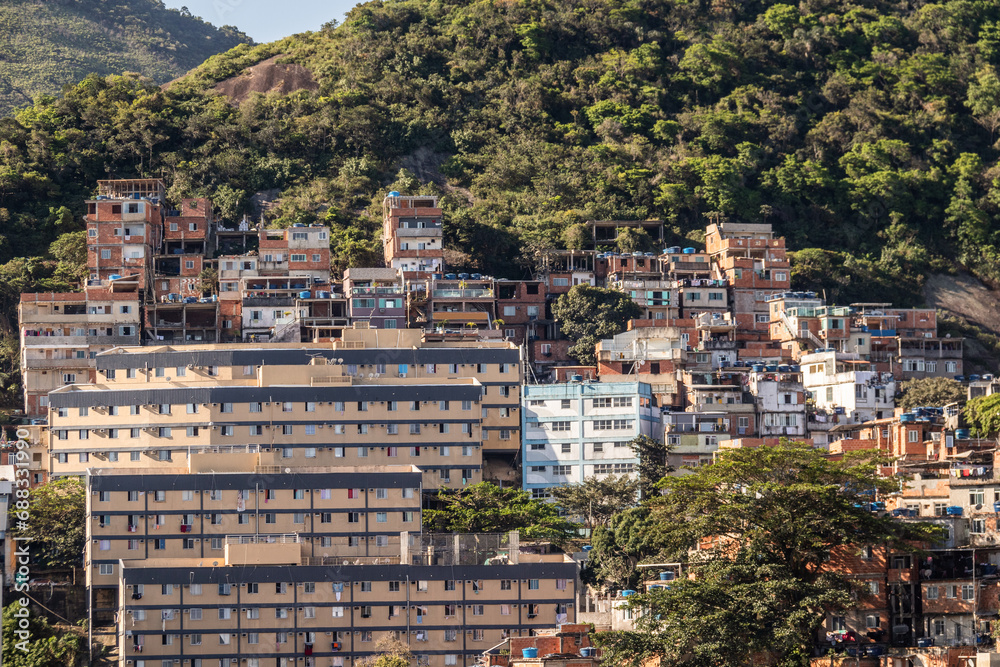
[971,489,986,506]
[528,579,540,590]
[973,518,987,534]
[963,584,975,600]
[551,421,571,432]
[934,619,945,635]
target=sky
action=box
[163,0,359,43]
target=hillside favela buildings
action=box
[17,178,1000,663]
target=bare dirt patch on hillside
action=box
[213,55,317,104]
[924,272,1000,333]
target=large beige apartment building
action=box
[19,291,141,415]
[84,453,577,667]
[116,534,576,667]
[86,460,423,622]
[45,328,523,485]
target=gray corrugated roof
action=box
[96,347,519,370]
[122,562,578,585]
[49,384,483,408]
[88,469,421,492]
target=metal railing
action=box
[225,534,301,545]
[431,289,493,298]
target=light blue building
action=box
[521,380,658,498]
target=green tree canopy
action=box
[48,231,88,287]
[964,393,1000,437]
[423,482,576,543]
[897,377,966,411]
[11,478,86,569]
[356,635,412,667]
[1,603,86,667]
[584,506,666,592]
[551,474,639,530]
[615,227,655,254]
[551,285,642,365]
[593,440,943,667]
[630,434,672,500]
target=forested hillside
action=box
[0,0,250,115]
[4,0,1000,322]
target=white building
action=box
[801,350,895,423]
[521,381,658,498]
[748,368,808,438]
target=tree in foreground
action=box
[356,634,412,667]
[964,393,1000,436]
[896,376,965,411]
[592,440,943,667]
[551,474,639,531]
[10,478,85,569]
[422,482,577,543]
[630,434,672,500]
[551,285,641,365]
[1,603,86,667]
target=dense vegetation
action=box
[590,441,943,667]
[0,0,250,116]
[4,0,1000,394]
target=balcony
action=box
[431,289,494,299]
[668,260,711,271]
[243,297,294,307]
[699,339,736,350]
[22,335,138,346]
[352,286,403,295]
[24,358,94,369]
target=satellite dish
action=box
[212,561,219,567]
[285,467,291,473]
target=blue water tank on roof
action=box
[388,191,401,197]
[682,247,696,254]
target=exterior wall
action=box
[117,560,577,667]
[382,194,445,275]
[521,382,657,496]
[85,467,422,590]
[259,226,331,280]
[801,352,895,423]
[748,371,807,438]
[85,195,164,288]
[48,377,485,492]
[19,292,141,416]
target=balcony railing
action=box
[225,534,301,545]
[431,289,494,299]
[352,286,403,295]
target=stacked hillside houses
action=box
[17,178,997,663]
